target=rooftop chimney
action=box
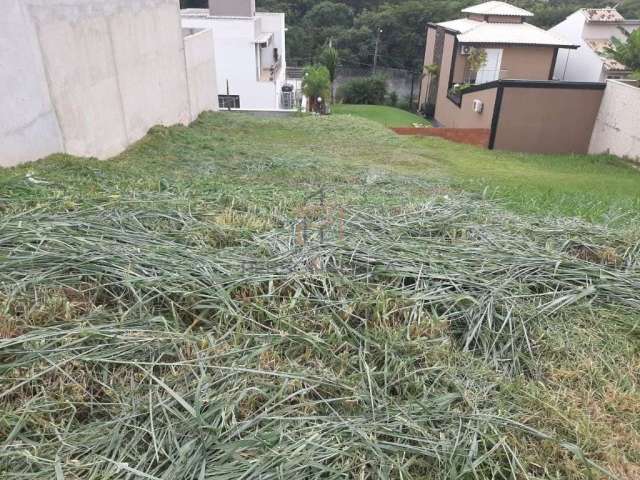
[210,0,255,17]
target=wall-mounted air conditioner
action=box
[460,45,473,55]
[472,99,484,113]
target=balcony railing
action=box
[260,57,283,82]
[462,69,509,85]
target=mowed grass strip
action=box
[333,104,430,127]
[409,135,640,222]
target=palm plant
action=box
[604,29,640,76]
[467,48,488,77]
[320,45,339,104]
[302,65,331,113]
[424,63,440,78]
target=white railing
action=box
[463,69,509,85]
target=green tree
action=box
[303,1,354,28]
[337,76,387,104]
[605,29,640,75]
[319,45,339,103]
[302,65,331,113]
[251,0,640,72]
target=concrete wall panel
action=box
[501,47,555,80]
[494,86,604,154]
[35,11,130,158]
[1,0,219,166]
[0,0,64,167]
[185,29,218,121]
[589,80,640,161]
[107,2,192,147]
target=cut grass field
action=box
[333,103,429,127]
[1,113,639,479]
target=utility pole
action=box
[372,28,383,74]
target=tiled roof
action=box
[585,39,630,71]
[461,1,534,18]
[454,21,577,47]
[583,8,625,23]
[437,18,482,34]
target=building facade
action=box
[550,8,640,83]
[419,1,578,127]
[416,1,608,155]
[181,0,289,111]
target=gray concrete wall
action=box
[210,0,255,17]
[184,29,218,121]
[1,0,217,167]
[589,80,640,162]
[0,0,64,166]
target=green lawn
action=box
[333,103,430,127]
[414,136,640,222]
[1,113,639,479]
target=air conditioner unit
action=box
[460,45,473,55]
[472,99,484,113]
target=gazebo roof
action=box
[461,1,534,18]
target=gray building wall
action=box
[210,0,255,17]
[1,0,65,166]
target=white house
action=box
[181,0,290,111]
[550,8,640,82]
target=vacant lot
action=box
[1,113,639,479]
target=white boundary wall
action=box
[1,0,217,167]
[184,29,218,121]
[589,80,640,162]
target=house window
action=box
[218,95,240,109]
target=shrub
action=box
[337,76,387,105]
[398,95,417,112]
[302,65,331,113]
[387,91,399,107]
[422,103,436,118]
